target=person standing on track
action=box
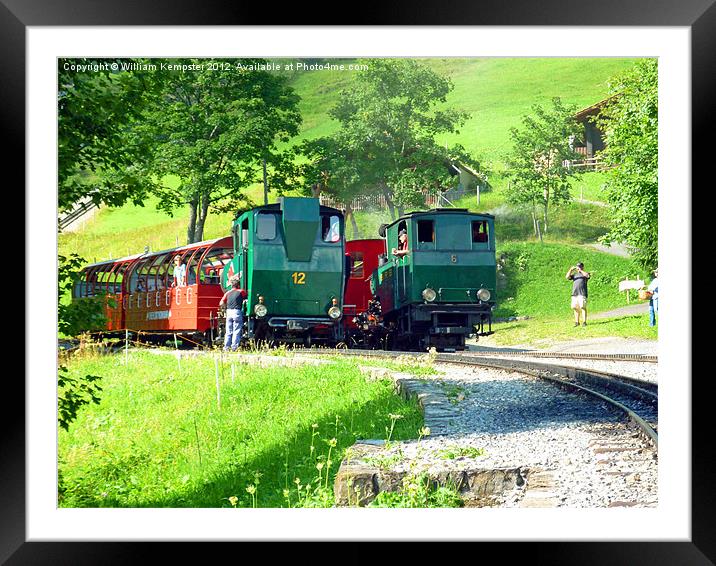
[566,262,591,327]
[219,276,246,351]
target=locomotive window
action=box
[256,212,277,240]
[241,219,249,249]
[322,215,341,243]
[417,220,435,243]
[351,252,364,278]
[472,221,489,244]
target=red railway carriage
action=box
[73,237,235,343]
[73,252,144,332]
[343,239,386,326]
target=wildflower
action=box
[312,423,319,429]
[228,496,238,507]
[246,485,256,495]
[420,426,431,437]
[316,462,325,472]
[388,413,404,421]
[328,438,337,448]
[283,489,290,499]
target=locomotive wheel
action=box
[335,341,348,349]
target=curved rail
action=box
[463,351,657,363]
[296,348,659,450]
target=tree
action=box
[142,59,302,243]
[309,59,484,221]
[297,136,371,239]
[596,59,658,268]
[505,97,582,237]
[58,58,161,212]
[58,59,161,430]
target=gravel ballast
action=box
[342,363,658,508]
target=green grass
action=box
[494,241,650,319]
[282,57,639,164]
[485,313,657,347]
[58,350,423,508]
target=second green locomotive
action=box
[371,208,496,351]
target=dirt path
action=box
[468,335,657,356]
[591,302,649,319]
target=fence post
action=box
[214,356,221,411]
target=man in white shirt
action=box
[172,256,186,287]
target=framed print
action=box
[7,0,709,562]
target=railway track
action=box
[317,348,659,507]
[296,348,658,450]
[462,350,657,364]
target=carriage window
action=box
[145,257,164,291]
[145,256,166,291]
[131,259,152,292]
[472,221,489,244]
[256,212,277,240]
[200,248,233,285]
[94,269,107,295]
[186,248,206,285]
[417,220,435,243]
[113,263,129,294]
[322,215,341,243]
[163,257,175,288]
[351,252,364,279]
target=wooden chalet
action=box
[568,95,618,170]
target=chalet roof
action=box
[574,94,619,121]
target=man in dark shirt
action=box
[565,262,590,327]
[219,276,246,351]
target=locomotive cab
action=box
[230,197,346,346]
[373,209,496,351]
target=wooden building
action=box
[568,95,619,170]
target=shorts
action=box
[571,295,587,309]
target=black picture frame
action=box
[8,1,707,563]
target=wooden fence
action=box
[58,198,98,231]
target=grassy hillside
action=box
[494,242,650,319]
[287,57,638,164]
